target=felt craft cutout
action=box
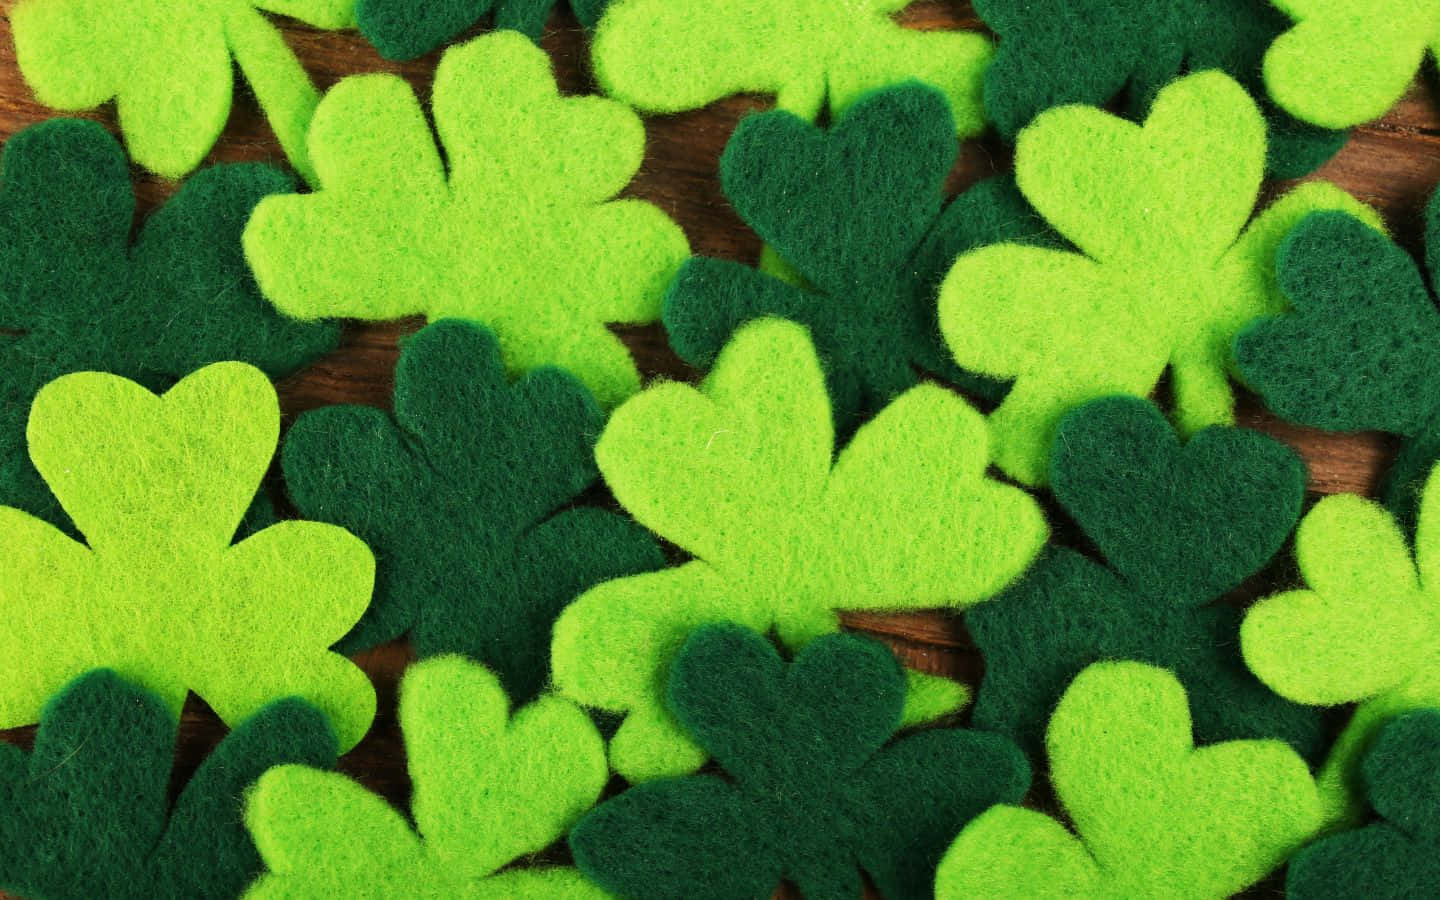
[570,624,1031,900]
[1287,710,1440,899]
[0,362,377,751]
[934,661,1322,899]
[1242,463,1440,828]
[0,119,339,532]
[590,0,993,137]
[10,0,353,181]
[973,0,1347,178]
[966,395,1323,761]
[0,669,337,900]
[244,31,688,409]
[552,317,1047,782]
[245,655,608,897]
[356,0,609,60]
[1264,0,1440,130]
[938,70,1379,486]
[283,319,664,704]
[664,84,1052,429]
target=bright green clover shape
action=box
[245,655,608,898]
[552,317,1048,782]
[0,362,376,751]
[244,31,689,409]
[11,0,355,181]
[939,70,1378,485]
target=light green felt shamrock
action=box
[0,362,376,751]
[552,318,1048,782]
[245,655,608,898]
[939,70,1379,485]
[1243,462,1440,828]
[935,661,1322,899]
[11,0,355,181]
[244,31,689,409]
[1265,0,1440,129]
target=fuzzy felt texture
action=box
[590,0,992,136]
[938,71,1379,486]
[1243,463,1440,828]
[0,669,336,900]
[966,395,1322,762]
[1265,0,1440,130]
[1288,710,1440,899]
[973,0,1346,178]
[0,363,376,751]
[0,119,338,532]
[665,84,1051,429]
[10,0,353,181]
[283,320,663,703]
[243,31,689,409]
[552,318,1047,782]
[357,0,609,59]
[570,624,1031,900]
[935,661,1322,899]
[245,655,608,898]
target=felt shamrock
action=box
[1265,0,1440,130]
[935,662,1322,899]
[11,0,354,181]
[283,320,663,703]
[966,395,1323,761]
[0,362,376,750]
[665,83,1052,430]
[1288,710,1440,899]
[356,0,609,60]
[0,119,339,532]
[552,317,1047,781]
[245,655,608,897]
[590,0,993,137]
[571,624,1031,900]
[1243,463,1440,827]
[0,669,336,900]
[244,31,688,409]
[939,70,1378,486]
[973,0,1346,178]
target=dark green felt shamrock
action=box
[0,669,337,900]
[282,319,663,703]
[0,119,339,531]
[1288,709,1440,899]
[972,0,1346,178]
[569,623,1030,900]
[966,395,1324,761]
[663,84,1051,431]
[356,0,610,60]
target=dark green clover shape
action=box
[663,83,1051,433]
[569,623,1030,900]
[1236,198,1440,535]
[356,0,611,60]
[1288,710,1440,898]
[966,395,1324,761]
[972,0,1347,178]
[282,319,663,703]
[0,119,339,532]
[0,669,337,900]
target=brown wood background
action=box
[0,1,1437,896]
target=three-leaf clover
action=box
[935,662,1322,899]
[570,624,1031,900]
[245,655,609,897]
[665,83,1051,431]
[282,320,663,704]
[966,395,1323,761]
[11,0,354,180]
[243,31,689,409]
[0,362,377,750]
[552,317,1048,781]
[0,669,337,900]
[357,0,610,59]
[590,0,993,136]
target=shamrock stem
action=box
[224,7,321,186]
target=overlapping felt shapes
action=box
[357,0,609,59]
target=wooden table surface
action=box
[0,2,1438,896]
